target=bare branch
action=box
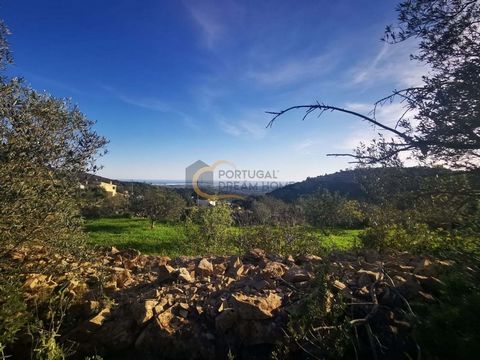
[266,104,412,141]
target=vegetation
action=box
[0,19,106,358]
[130,186,186,228]
[85,217,359,256]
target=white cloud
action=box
[101,85,200,130]
[349,40,427,88]
[218,117,267,140]
[184,2,223,48]
[293,138,322,154]
[247,54,334,86]
[118,95,172,113]
[183,0,242,49]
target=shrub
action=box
[184,203,233,254]
[274,266,352,359]
[410,258,480,359]
[233,225,328,256]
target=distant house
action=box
[99,181,117,197]
[197,199,216,206]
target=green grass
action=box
[85,217,360,256]
[85,217,187,256]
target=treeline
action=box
[80,167,479,254]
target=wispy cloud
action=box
[293,138,321,154]
[218,116,267,140]
[117,94,172,113]
[101,85,200,130]
[349,40,427,88]
[346,101,409,127]
[182,0,242,49]
[247,53,335,86]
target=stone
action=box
[263,261,287,278]
[357,269,382,287]
[297,254,323,264]
[156,307,182,334]
[133,299,157,325]
[284,255,295,265]
[115,268,132,289]
[243,248,266,263]
[158,264,175,282]
[110,246,120,255]
[226,257,244,279]
[177,267,194,283]
[230,292,282,320]
[333,280,347,290]
[89,307,111,327]
[196,258,214,277]
[23,274,48,290]
[283,266,313,283]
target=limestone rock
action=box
[226,257,244,279]
[133,299,157,325]
[263,261,287,278]
[158,264,175,282]
[283,266,313,283]
[230,292,282,320]
[196,258,214,277]
[177,267,194,283]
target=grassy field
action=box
[85,217,360,256]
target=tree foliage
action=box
[0,27,107,258]
[130,187,186,228]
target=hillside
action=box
[268,167,457,202]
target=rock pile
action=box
[10,245,458,359]
[55,247,455,359]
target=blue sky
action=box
[2,0,425,181]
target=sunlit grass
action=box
[85,217,360,256]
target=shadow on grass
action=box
[119,240,184,256]
[85,224,132,234]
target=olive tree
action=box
[0,21,107,258]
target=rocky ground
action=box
[13,246,459,359]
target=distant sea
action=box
[117,179,294,194]
[119,179,187,187]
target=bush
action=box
[410,258,480,359]
[184,204,233,254]
[300,190,364,232]
[274,266,352,359]
[234,225,326,256]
